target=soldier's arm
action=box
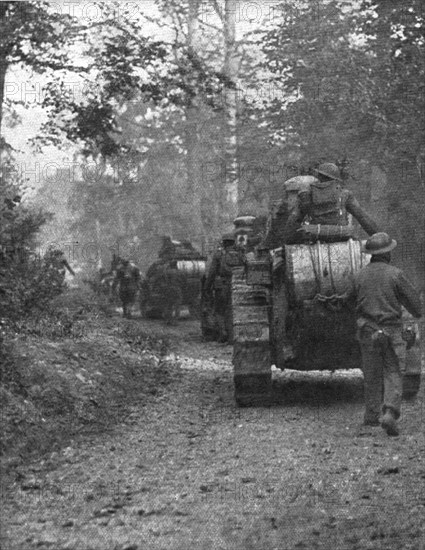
[345,192,379,236]
[396,272,422,318]
[264,201,286,249]
[62,259,75,276]
[284,201,305,244]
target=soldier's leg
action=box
[359,336,384,424]
[163,286,182,325]
[121,291,130,318]
[123,301,130,318]
[173,287,183,321]
[163,302,173,325]
[382,335,405,420]
[224,289,233,344]
[215,290,227,343]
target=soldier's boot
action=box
[381,409,399,436]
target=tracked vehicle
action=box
[232,177,422,406]
[141,237,206,320]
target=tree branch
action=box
[211,0,224,22]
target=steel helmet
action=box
[362,232,397,255]
[314,163,342,181]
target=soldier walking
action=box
[45,249,75,291]
[350,233,422,436]
[113,259,141,318]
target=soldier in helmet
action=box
[45,249,75,290]
[205,233,241,343]
[349,232,422,436]
[285,163,379,243]
[113,258,141,318]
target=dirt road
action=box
[1,312,424,550]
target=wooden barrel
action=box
[285,239,367,303]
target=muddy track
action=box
[1,312,424,550]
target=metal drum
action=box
[285,239,367,302]
[176,260,206,276]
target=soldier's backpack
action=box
[308,180,346,222]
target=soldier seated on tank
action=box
[285,163,379,244]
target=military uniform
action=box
[114,260,141,318]
[205,234,241,343]
[46,250,75,290]
[285,163,379,244]
[351,233,422,435]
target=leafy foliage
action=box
[0,158,69,321]
[259,0,424,277]
[0,0,79,134]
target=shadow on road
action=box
[270,372,364,407]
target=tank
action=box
[232,179,423,406]
[141,237,206,320]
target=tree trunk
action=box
[185,0,205,247]
[222,0,239,226]
[0,53,7,140]
[0,2,12,144]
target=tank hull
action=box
[232,240,422,405]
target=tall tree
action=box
[184,0,205,241]
[222,0,239,224]
[259,0,424,282]
[0,1,77,144]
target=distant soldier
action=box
[285,163,379,243]
[45,249,75,290]
[205,233,242,343]
[113,259,141,318]
[350,233,422,436]
[49,249,75,275]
